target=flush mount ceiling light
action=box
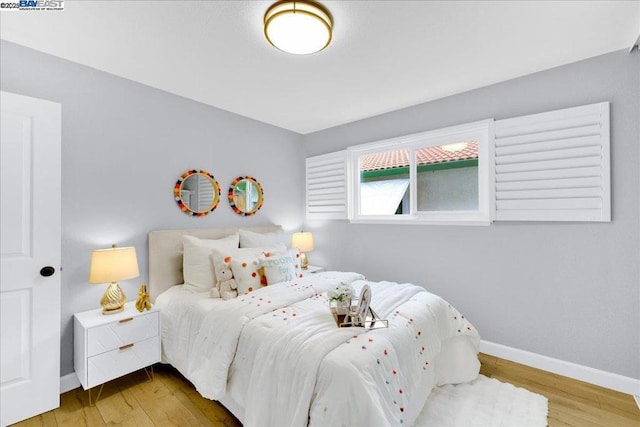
[264,0,333,55]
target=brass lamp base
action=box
[101,282,126,314]
[300,252,309,270]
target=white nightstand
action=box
[305,265,325,274]
[74,301,160,404]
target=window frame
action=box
[348,119,494,225]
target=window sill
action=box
[350,216,491,226]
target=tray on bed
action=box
[331,305,388,329]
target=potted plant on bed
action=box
[328,283,355,325]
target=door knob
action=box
[40,266,55,277]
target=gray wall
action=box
[303,50,640,379]
[2,38,637,382]
[0,40,306,377]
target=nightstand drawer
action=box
[86,336,160,388]
[87,311,159,357]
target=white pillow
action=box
[182,233,239,293]
[261,254,297,284]
[239,229,286,248]
[229,254,265,294]
[214,245,287,296]
[287,247,305,279]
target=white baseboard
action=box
[60,372,80,394]
[480,340,640,397]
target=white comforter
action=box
[156,272,480,427]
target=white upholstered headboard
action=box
[148,225,283,302]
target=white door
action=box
[1,91,61,426]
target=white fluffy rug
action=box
[414,375,548,427]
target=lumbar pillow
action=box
[261,253,297,284]
[182,233,239,293]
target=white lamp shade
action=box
[88,246,140,284]
[292,232,314,252]
[264,1,333,55]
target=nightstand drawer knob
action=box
[119,343,134,351]
[119,317,134,323]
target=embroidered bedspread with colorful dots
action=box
[155,272,480,427]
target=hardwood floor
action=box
[12,354,639,426]
[479,354,639,427]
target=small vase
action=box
[331,298,350,316]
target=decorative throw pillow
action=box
[229,255,264,294]
[288,247,305,279]
[182,233,239,293]
[212,246,285,296]
[261,254,297,284]
[239,229,286,248]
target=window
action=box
[349,120,492,225]
[304,101,610,225]
[359,148,410,215]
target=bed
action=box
[149,226,480,426]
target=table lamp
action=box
[291,231,314,270]
[88,244,140,314]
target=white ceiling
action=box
[1,1,639,134]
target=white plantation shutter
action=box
[493,102,610,222]
[197,174,215,211]
[305,151,349,219]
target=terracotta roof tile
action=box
[360,141,478,172]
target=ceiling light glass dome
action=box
[264,1,333,55]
